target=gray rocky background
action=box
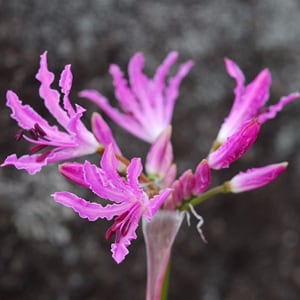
[1,0,300,299]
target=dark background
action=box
[1,0,300,299]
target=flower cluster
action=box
[2,52,298,263]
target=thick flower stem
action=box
[143,211,184,300]
[180,184,228,211]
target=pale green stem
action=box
[180,184,229,211]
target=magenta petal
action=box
[208,119,261,169]
[100,145,120,184]
[164,60,194,123]
[154,51,178,91]
[225,58,245,102]
[127,158,143,189]
[228,162,288,193]
[83,160,124,203]
[59,162,88,188]
[109,64,140,115]
[178,170,194,200]
[6,90,57,132]
[144,189,172,220]
[111,218,139,264]
[217,63,271,144]
[145,126,173,178]
[163,164,177,188]
[36,52,70,128]
[91,113,121,154]
[53,192,127,221]
[1,154,47,175]
[80,90,147,141]
[258,92,300,124]
[193,159,211,195]
[59,64,75,117]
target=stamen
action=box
[16,129,25,141]
[29,128,38,140]
[34,123,47,137]
[30,144,48,154]
[105,211,131,242]
[36,149,52,162]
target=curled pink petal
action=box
[208,119,261,169]
[228,162,288,193]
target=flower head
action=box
[80,52,193,143]
[53,145,171,263]
[1,52,119,175]
[215,58,299,146]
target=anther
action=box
[34,123,47,137]
[16,129,25,141]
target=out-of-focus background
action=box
[1,1,300,299]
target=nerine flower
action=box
[53,145,171,263]
[214,58,299,147]
[80,52,193,143]
[2,52,119,175]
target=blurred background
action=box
[1,0,300,299]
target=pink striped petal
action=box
[228,162,288,193]
[208,119,261,169]
[53,191,129,221]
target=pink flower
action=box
[208,119,261,170]
[80,52,193,143]
[215,58,299,145]
[227,162,288,193]
[2,52,119,175]
[53,145,171,264]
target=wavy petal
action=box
[36,52,70,128]
[53,191,129,221]
[258,92,300,123]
